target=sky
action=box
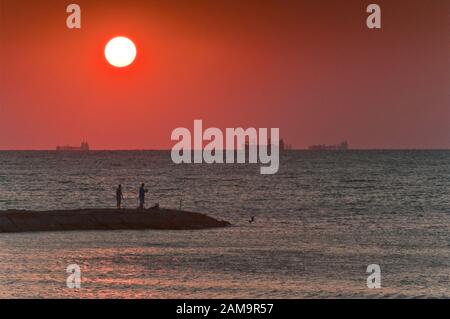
[0,0,448,150]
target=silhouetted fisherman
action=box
[116,184,124,209]
[139,183,148,209]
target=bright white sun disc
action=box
[104,37,137,68]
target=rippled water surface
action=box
[0,151,449,298]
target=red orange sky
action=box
[0,0,448,150]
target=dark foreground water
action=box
[0,150,449,298]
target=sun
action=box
[104,37,137,68]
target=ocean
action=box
[0,150,449,298]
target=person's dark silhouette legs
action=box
[116,184,123,210]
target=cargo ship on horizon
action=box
[308,141,349,151]
[56,141,90,151]
[244,138,292,153]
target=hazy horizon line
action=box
[0,148,449,152]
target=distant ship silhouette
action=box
[56,141,90,151]
[308,141,349,151]
[244,138,291,153]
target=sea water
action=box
[0,150,449,298]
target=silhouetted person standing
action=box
[139,183,148,209]
[116,184,123,209]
